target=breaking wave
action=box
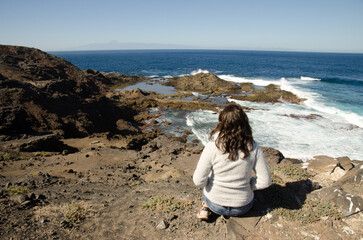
[300,76,321,81]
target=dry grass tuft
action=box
[142,195,193,212]
[6,185,31,195]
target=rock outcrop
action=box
[0,45,137,137]
[164,73,303,104]
[164,73,245,94]
[232,84,304,104]
[306,156,363,217]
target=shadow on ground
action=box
[205,179,314,223]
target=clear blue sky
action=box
[1,0,362,53]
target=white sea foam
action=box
[300,76,321,81]
[218,74,276,86]
[219,75,363,128]
[279,78,363,128]
[191,69,210,75]
[163,75,174,78]
[186,110,217,145]
[228,99,363,160]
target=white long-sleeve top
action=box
[193,138,271,207]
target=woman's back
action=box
[193,139,269,207]
[193,104,271,219]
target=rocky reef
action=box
[163,72,303,104]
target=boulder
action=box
[261,147,284,167]
[307,156,354,188]
[306,155,338,174]
[19,134,62,152]
[156,220,169,230]
[279,158,303,165]
[337,156,354,171]
[332,163,363,198]
[0,133,76,153]
[10,194,27,204]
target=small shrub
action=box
[6,185,31,195]
[270,173,284,185]
[64,202,87,226]
[274,198,341,223]
[0,153,12,161]
[271,164,312,181]
[39,152,51,157]
[129,181,140,187]
[142,195,192,212]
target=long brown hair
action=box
[210,104,254,160]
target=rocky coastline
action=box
[0,45,362,239]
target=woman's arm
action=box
[193,141,215,188]
[250,144,271,190]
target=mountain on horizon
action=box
[70,40,200,51]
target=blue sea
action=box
[52,50,363,160]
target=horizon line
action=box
[47,48,363,55]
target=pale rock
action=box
[10,194,27,204]
[330,166,346,181]
[342,226,356,235]
[312,172,335,188]
[300,231,320,240]
[307,155,338,174]
[156,220,169,230]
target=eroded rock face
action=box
[0,106,28,134]
[310,163,363,217]
[306,155,363,217]
[0,45,136,137]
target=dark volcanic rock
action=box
[0,133,77,152]
[164,73,244,94]
[0,106,28,134]
[100,72,146,87]
[165,73,302,104]
[232,84,303,104]
[0,45,137,137]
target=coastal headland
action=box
[0,45,362,239]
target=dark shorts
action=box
[203,193,254,217]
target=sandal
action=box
[197,202,211,220]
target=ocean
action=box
[52,50,363,160]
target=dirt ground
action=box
[0,136,362,240]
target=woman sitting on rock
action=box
[193,104,271,219]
